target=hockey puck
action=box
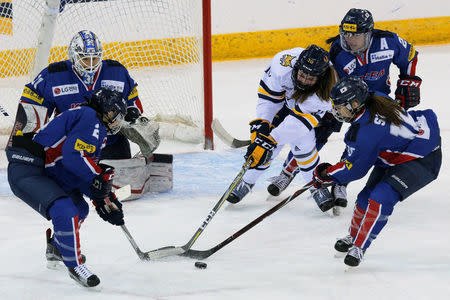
[194,261,207,269]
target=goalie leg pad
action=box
[101,154,173,200]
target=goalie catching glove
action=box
[245,133,277,168]
[249,119,273,143]
[395,75,422,109]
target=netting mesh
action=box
[0,0,205,137]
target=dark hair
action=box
[366,94,406,126]
[292,65,337,103]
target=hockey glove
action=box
[314,112,343,150]
[90,164,115,204]
[249,119,273,143]
[245,133,277,169]
[124,106,141,124]
[395,75,422,109]
[312,162,334,188]
[94,192,124,226]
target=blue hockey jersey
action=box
[33,106,107,195]
[327,108,440,185]
[329,30,418,95]
[20,59,142,117]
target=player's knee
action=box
[76,199,89,220]
[355,186,372,210]
[48,197,78,221]
[369,182,401,216]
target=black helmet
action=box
[339,8,374,54]
[330,76,369,122]
[291,44,330,92]
[88,87,127,134]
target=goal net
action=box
[0,0,213,148]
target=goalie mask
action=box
[330,76,369,123]
[89,88,127,134]
[68,30,103,85]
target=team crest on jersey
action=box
[370,50,394,63]
[280,54,295,67]
[101,80,125,92]
[52,84,79,97]
[74,139,96,153]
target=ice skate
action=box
[227,180,254,204]
[344,245,365,267]
[267,170,294,196]
[310,187,334,212]
[46,228,86,269]
[334,234,353,257]
[68,264,100,288]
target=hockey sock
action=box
[349,204,365,237]
[48,197,83,269]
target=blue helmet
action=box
[330,76,369,122]
[89,87,127,134]
[339,8,374,55]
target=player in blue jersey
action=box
[15,30,144,159]
[10,30,170,200]
[6,88,127,287]
[277,8,423,213]
[312,77,441,267]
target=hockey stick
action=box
[134,157,254,260]
[181,181,313,260]
[211,118,250,148]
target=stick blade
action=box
[145,246,185,259]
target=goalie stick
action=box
[211,118,250,148]
[130,157,254,260]
[180,181,313,260]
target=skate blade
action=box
[334,251,347,258]
[332,206,342,216]
[47,260,63,270]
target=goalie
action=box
[8,30,172,200]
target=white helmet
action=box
[68,30,103,85]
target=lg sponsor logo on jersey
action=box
[52,84,79,97]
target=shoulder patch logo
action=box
[344,159,353,170]
[280,54,295,67]
[74,139,96,153]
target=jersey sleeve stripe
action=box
[290,106,320,129]
[378,150,422,166]
[258,93,285,103]
[259,80,285,97]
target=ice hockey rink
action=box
[0,44,449,299]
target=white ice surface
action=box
[0,45,449,299]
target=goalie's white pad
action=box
[101,153,173,201]
[120,116,160,157]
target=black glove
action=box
[249,119,273,143]
[94,192,124,226]
[314,112,343,150]
[124,106,141,124]
[395,75,422,109]
[90,164,115,204]
[312,162,334,188]
[245,133,277,169]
